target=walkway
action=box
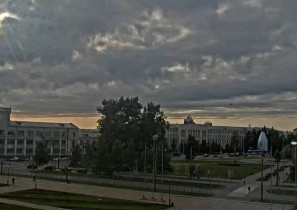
[0,175,293,210]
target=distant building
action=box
[0,107,79,157]
[166,116,258,152]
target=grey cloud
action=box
[0,0,297,129]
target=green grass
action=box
[267,189,297,196]
[171,160,269,179]
[5,173,212,198]
[284,177,295,183]
[0,189,169,210]
[0,203,35,210]
[34,170,225,189]
[251,199,296,209]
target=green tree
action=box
[82,141,96,170]
[69,145,82,167]
[97,96,142,146]
[274,148,281,186]
[123,140,137,173]
[95,96,171,173]
[230,132,240,153]
[93,140,109,173]
[110,140,123,171]
[33,141,50,166]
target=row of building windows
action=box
[0,139,68,146]
[0,130,72,138]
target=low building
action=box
[0,107,79,158]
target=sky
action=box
[0,0,297,131]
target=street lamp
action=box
[291,141,297,207]
[7,161,10,185]
[153,135,158,192]
[168,180,171,206]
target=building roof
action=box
[9,121,78,129]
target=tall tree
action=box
[97,96,142,146]
[230,132,240,153]
[33,141,50,166]
[95,96,171,173]
[274,148,281,186]
[110,140,123,171]
[70,145,82,167]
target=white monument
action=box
[257,131,268,152]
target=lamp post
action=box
[7,161,10,185]
[261,152,264,202]
[291,141,297,207]
[168,180,171,206]
[153,135,158,192]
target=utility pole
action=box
[261,154,263,201]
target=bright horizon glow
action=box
[10,115,297,131]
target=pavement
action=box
[0,175,294,210]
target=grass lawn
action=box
[285,177,295,184]
[0,203,35,210]
[0,189,169,210]
[171,160,269,179]
[3,173,212,198]
[34,170,225,189]
[267,189,297,196]
[251,199,296,209]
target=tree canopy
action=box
[91,96,170,173]
[33,141,50,166]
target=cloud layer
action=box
[1,0,297,130]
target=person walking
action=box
[12,178,15,186]
[248,186,251,194]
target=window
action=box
[181,130,186,138]
[61,132,66,137]
[27,139,33,145]
[17,148,23,154]
[61,140,66,146]
[27,131,34,137]
[7,139,15,145]
[45,131,51,137]
[0,139,4,145]
[7,148,14,154]
[17,139,24,144]
[26,148,33,154]
[53,131,60,137]
[17,130,25,136]
[36,131,43,137]
[0,130,4,136]
[7,130,15,136]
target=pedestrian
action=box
[33,176,35,182]
[243,179,245,186]
[248,186,251,194]
[12,178,15,186]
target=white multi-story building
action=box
[166,115,256,151]
[0,107,79,158]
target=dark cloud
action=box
[0,0,297,129]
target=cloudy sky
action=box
[0,0,297,131]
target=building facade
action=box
[166,115,256,152]
[0,107,79,158]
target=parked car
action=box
[44,166,56,171]
[27,164,37,169]
[76,168,88,173]
[10,156,19,161]
[203,154,209,157]
[61,167,71,172]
